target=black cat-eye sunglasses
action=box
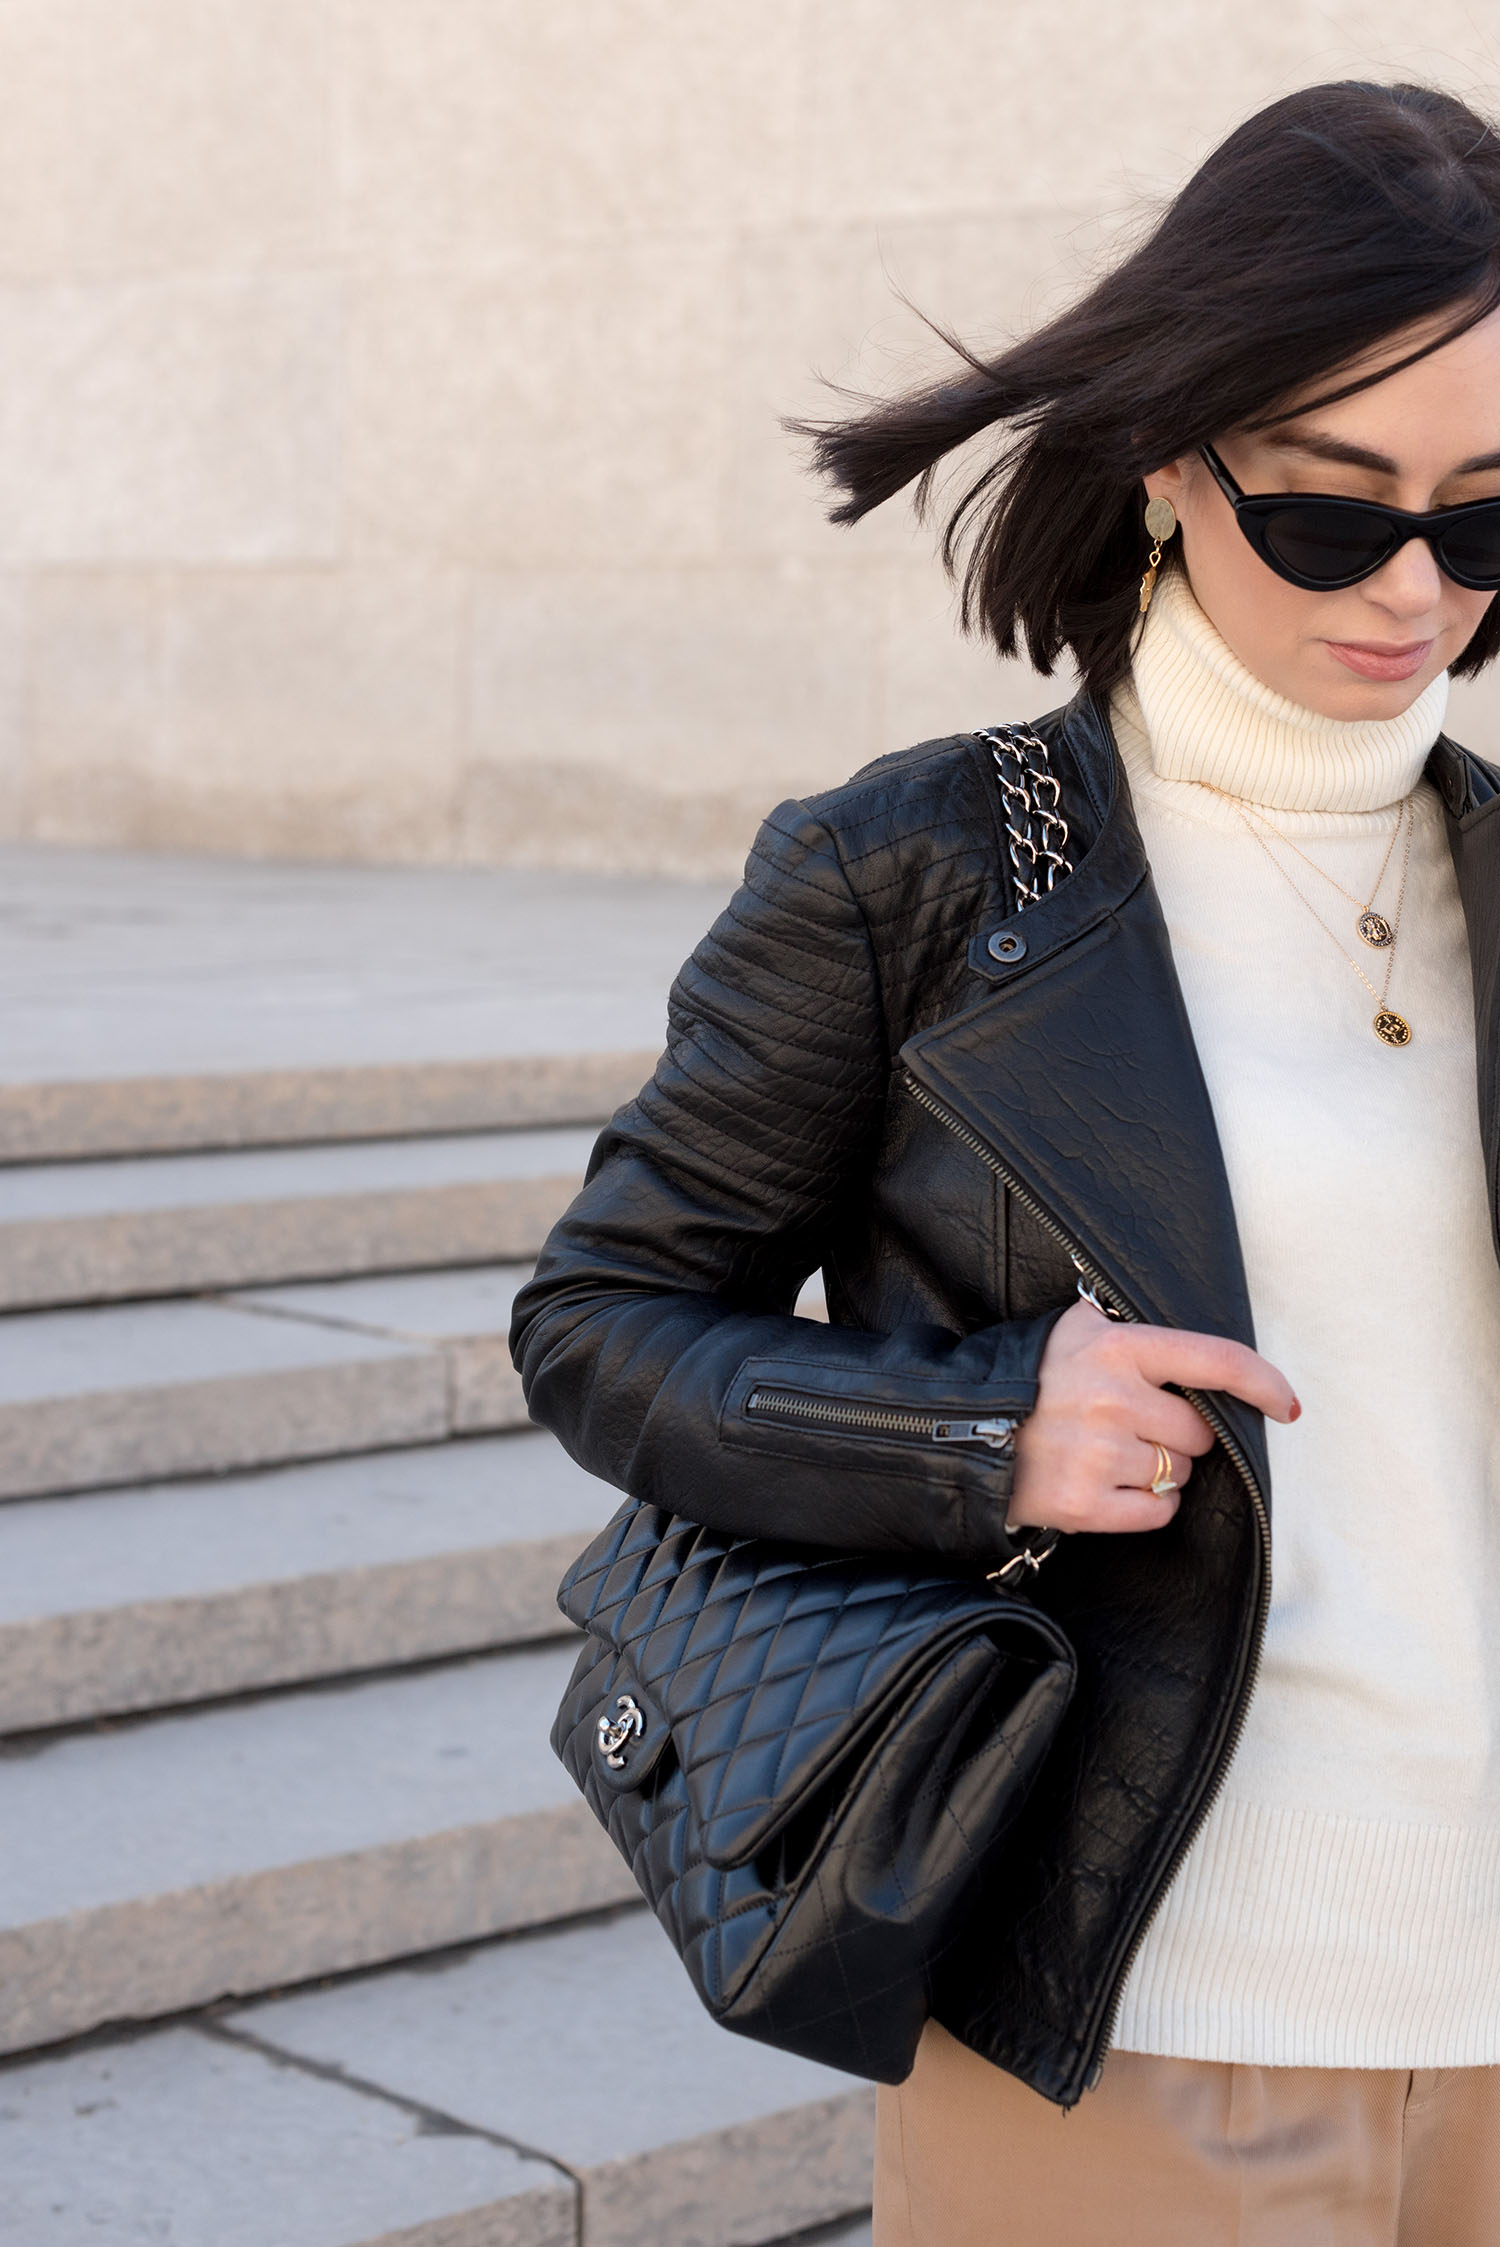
[1198,441,1500,592]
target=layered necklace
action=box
[1222,793,1417,1048]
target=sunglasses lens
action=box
[1260,506,1395,586]
[1435,512,1500,588]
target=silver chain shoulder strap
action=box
[975,725,1074,913]
[981,725,1120,1340]
[974,724,1077,1589]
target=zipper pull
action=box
[933,1417,1015,1452]
[1071,1253,1124,1321]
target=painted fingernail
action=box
[1289,1397,1302,1422]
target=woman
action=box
[512,81,1500,2242]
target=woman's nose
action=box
[1365,536,1445,617]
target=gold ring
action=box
[1151,1443,1178,1497]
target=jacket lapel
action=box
[903,694,1267,1485]
[1429,736,1500,1262]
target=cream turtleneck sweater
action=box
[1106,565,1500,2069]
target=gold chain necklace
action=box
[1236,795,1409,950]
[1229,797,1416,1047]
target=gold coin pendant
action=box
[1357,909,1395,949]
[1373,1009,1412,1048]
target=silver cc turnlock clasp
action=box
[596,1693,645,1770]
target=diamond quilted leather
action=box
[553,1499,1075,2083]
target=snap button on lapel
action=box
[986,929,1027,964]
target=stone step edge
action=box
[221,2008,876,2247]
[222,1909,878,2247]
[0,1801,637,2057]
[0,1169,581,1313]
[0,2018,578,2247]
[0,1531,585,1736]
[2,1993,871,2247]
[0,1049,657,1164]
[0,1324,528,1504]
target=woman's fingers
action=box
[1123,1325,1299,1423]
[1009,1440,1190,1534]
[1102,1483,1183,1534]
[1013,1470,1181,1537]
[1131,1439,1192,1494]
[1124,1384,1219,1459]
[1006,1299,1300,1539]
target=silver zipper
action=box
[745,1386,1015,1453]
[901,1066,1271,2101]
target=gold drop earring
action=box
[1138,496,1178,614]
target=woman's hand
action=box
[1006,1298,1298,1536]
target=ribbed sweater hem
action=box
[1112,1797,1500,2068]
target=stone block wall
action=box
[0,3,1497,878]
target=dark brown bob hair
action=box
[795,81,1500,694]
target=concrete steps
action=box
[0,1263,536,1498]
[0,1642,639,2054]
[0,1915,873,2247]
[0,2021,577,2247]
[0,1431,615,1731]
[0,840,723,1161]
[231,1911,875,2247]
[0,848,871,2243]
[0,1051,650,1164]
[0,1126,595,1309]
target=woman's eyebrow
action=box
[1266,429,1500,478]
[1265,430,1399,473]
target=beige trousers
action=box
[874,2022,1500,2246]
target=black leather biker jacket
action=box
[510,686,1500,2107]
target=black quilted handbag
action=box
[551,1499,1075,2083]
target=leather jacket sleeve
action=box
[509,797,1062,1565]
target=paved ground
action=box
[0,841,730,1083]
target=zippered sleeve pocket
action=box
[721,1355,1032,1499]
[743,1384,1016,1457]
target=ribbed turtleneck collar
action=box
[1119,564,1448,815]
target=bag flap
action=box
[559,1500,1067,1871]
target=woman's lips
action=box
[1325,637,1434,682]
